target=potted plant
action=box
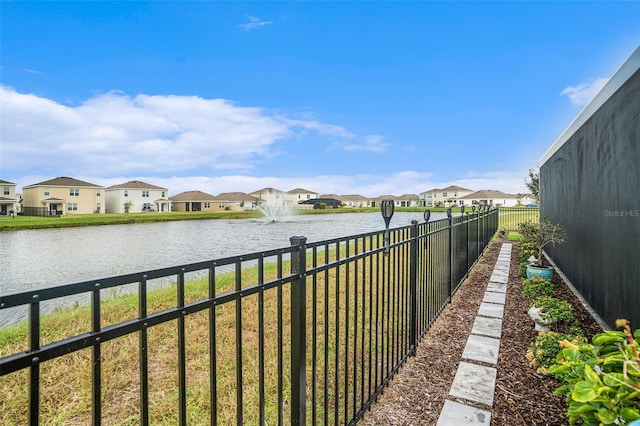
[518,218,567,279]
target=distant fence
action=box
[0,208,498,425]
[498,206,540,231]
[21,207,61,217]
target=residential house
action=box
[397,194,421,207]
[368,194,419,207]
[0,180,20,215]
[459,190,520,207]
[169,190,218,212]
[286,188,318,207]
[105,180,171,213]
[22,177,105,215]
[249,187,287,206]
[420,185,474,207]
[337,194,370,208]
[515,193,537,206]
[213,192,260,211]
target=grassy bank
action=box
[0,210,263,231]
[0,206,457,231]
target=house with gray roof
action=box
[105,180,171,213]
[214,192,260,211]
[22,176,105,215]
[459,190,520,207]
[169,190,218,212]
[286,188,318,206]
[420,185,474,207]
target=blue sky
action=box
[1,1,639,197]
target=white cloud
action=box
[22,68,42,74]
[0,86,355,176]
[342,135,389,153]
[239,14,273,31]
[560,77,609,107]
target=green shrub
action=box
[519,261,528,278]
[522,277,553,299]
[527,332,585,375]
[530,296,575,324]
[549,320,640,426]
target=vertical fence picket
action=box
[91,284,102,426]
[289,236,307,426]
[139,275,149,426]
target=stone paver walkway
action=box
[436,243,512,425]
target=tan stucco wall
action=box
[22,185,104,214]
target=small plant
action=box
[518,218,567,266]
[522,277,554,299]
[549,319,640,426]
[527,332,585,374]
[530,296,575,324]
[519,260,528,278]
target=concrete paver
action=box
[437,400,492,425]
[449,362,497,406]
[482,291,506,305]
[486,282,507,293]
[471,316,503,338]
[462,334,501,365]
[478,302,504,318]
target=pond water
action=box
[0,211,446,326]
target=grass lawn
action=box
[507,232,522,241]
[0,241,401,425]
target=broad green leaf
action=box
[592,332,624,347]
[603,373,626,387]
[584,365,602,384]
[572,381,599,402]
[595,407,618,424]
[620,407,640,421]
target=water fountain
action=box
[258,200,292,222]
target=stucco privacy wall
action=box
[539,47,640,328]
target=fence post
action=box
[447,208,453,302]
[409,220,418,355]
[290,236,307,426]
[476,208,480,258]
[465,210,469,272]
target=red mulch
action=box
[361,237,603,425]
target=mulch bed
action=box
[361,236,603,425]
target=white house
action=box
[286,188,318,207]
[106,180,171,213]
[250,187,288,206]
[420,185,474,207]
[459,190,520,207]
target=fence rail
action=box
[1,208,499,425]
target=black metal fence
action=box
[21,206,62,217]
[497,206,540,231]
[0,208,498,425]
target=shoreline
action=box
[0,206,452,232]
